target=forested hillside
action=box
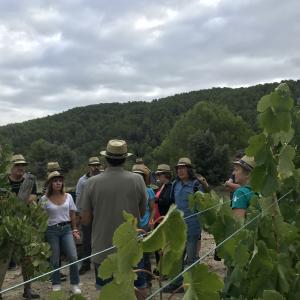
[1,79,300,183]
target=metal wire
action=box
[145,189,293,299]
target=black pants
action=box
[81,224,92,266]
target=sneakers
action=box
[70,285,82,294]
[52,285,62,292]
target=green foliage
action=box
[28,138,75,179]
[99,212,142,300]
[154,102,252,172]
[1,80,300,185]
[183,264,224,300]
[142,204,186,277]
[186,83,300,299]
[0,145,50,290]
[188,129,231,185]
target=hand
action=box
[72,229,81,240]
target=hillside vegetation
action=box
[1,79,300,184]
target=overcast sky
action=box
[0,0,299,125]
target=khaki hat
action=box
[100,139,132,159]
[132,163,151,185]
[47,171,64,183]
[135,157,144,164]
[88,157,101,165]
[47,161,61,172]
[11,154,28,165]
[155,164,172,174]
[233,155,255,171]
[176,157,192,167]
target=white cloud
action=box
[0,0,299,126]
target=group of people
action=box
[3,138,256,299]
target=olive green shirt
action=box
[81,166,147,264]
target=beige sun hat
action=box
[233,155,255,171]
[47,171,64,183]
[47,161,61,172]
[100,139,132,159]
[176,157,192,167]
[88,156,101,165]
[11,154,28,165]
[155,164,172,174]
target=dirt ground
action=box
[1,232,226,300]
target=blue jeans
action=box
[45,224,79,285]
[185,234,200,265]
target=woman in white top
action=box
[41,171,81,294]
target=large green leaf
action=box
[183,264,224,300]
[142,204,187,277]
[278,145,295,179]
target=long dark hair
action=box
[46,177,64,197]
[176,166,197,181]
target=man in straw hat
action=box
[80,140,146,293]
[231,155,256,218]
[76,156,104,275]
[7,154,40,299]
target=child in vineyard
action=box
[231,155,256,218]
[41,171,81,294]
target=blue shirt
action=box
[173,179,203,236]
[232,186,254,209]
[140,187,155,227]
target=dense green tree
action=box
[188,130,231,185]
[153,102,252,168]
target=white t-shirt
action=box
[41,193,77,226]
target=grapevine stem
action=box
[133,269,159,280]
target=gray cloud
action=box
[0,0,299,125]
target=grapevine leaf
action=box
[99,212,142,300]
[276,112,291,132]
[278,145,295,179]
[183,264,224,300]
[257,95,272,112]
[260,290,285,300]
[273,128,294,145]
[142,204,186,277]
[99,278,136,300]
[247,241,274,298]
[259,108,280,134]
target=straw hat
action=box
[11,154,28,165]
[176,157,192,167]
[155,164,172,174]
[100,139,132,159]
[47,171,64,183]
[88,157,101,165]
[47,161,61,172]
[233,155,255,171]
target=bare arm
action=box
[81,210,93,225]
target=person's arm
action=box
[79,181,93,225]
[225,181,240,192]
[28,181,38,204]
[138,178,147,218]
[231,189,249,219]
[232,208,246,218]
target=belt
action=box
[53,221,71,227]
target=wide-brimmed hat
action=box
[47,161,61,172]
[88,157,101,165]
[155,164,172,174]
[132,163,151,185]
[100,139,132,159]
[47,171,64,183]
[233,155,255,171]
[11,154,28,165]
[176,157,192,167]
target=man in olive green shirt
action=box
[80,140,146,289]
